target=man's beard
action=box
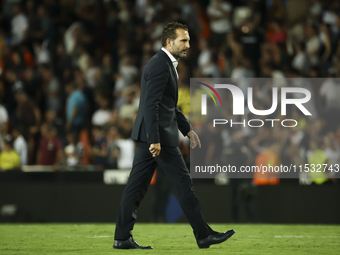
[171,46,187,59]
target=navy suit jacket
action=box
[131,50,192,147]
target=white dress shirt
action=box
[161,47,179,79]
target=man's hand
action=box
[149,143,161,157]
[187,130,201,149]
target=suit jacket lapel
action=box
[158,50,179,104]
[158,50,178,87]
[169,58,178,104]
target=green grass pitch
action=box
[1,224,340,254]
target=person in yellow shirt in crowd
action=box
[177,80,190,117]
[0,135,20,171]
[307,139,335,185]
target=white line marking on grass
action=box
[89,236,112,238]
[275,236,304,238]
[274,236,340,238]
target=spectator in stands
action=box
[12,81,41,138]
[106,126,120,169]
[197,39,212,70]
[239,19,264,75]
[0,135,20,171]
[319,23,333,71]
[305,23,321,67]
[4,69,21,113]
[119,89,138,121]
[12,126,27,166]
[64,132,83,167]
[0,103,9,135]
[92,94,111,127]
[100,53,114,87]
[0,101,8,151]
[36,124,63,167]
[114,127,134,169]
[268,19,286,45]
[55,43,72,82]
[307,139,333,185]
[253,138,286,186]
[320,77,340,112]
[41,65,61,114]
[177,80,190,117]
[30,5,53,42]
[201,53,221,78]
[10,50,27,74]
[22,68,41,106]
[207,0,232,49]
[114,55,139,108]
[45,109,65,144]
[33,40,51,65]
[11,4,28,46]
[92,125,107,170]
[65,82,87,134]
[292,42,310,76]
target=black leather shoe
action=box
[113,237,153,249]
[197,229,235,249]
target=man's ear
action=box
[166,38,172,47]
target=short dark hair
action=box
[161,22,188,47]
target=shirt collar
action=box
[161,47,178,66]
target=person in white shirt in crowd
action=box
[0,104,9,135]
[115,128,134,169]
[207,0,232,49]
[64,132,83,167]
[114,56,139,109]
[292,42,310,76]
[319,77,340,111]
[12,126,27,166]
[201,54,221,78]
[119,89,138,121]
[309,0,323,21]
[11,4,28,46]
[92,94,111,127]
[64,22,82,55]
[322,0,340,36]
[197,39,212,70]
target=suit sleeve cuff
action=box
[181,123,193,137]
[147,132,160,144]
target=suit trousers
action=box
[114,141,213,241]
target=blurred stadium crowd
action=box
[0,0,339,184]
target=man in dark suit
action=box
[113,22,235,250]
